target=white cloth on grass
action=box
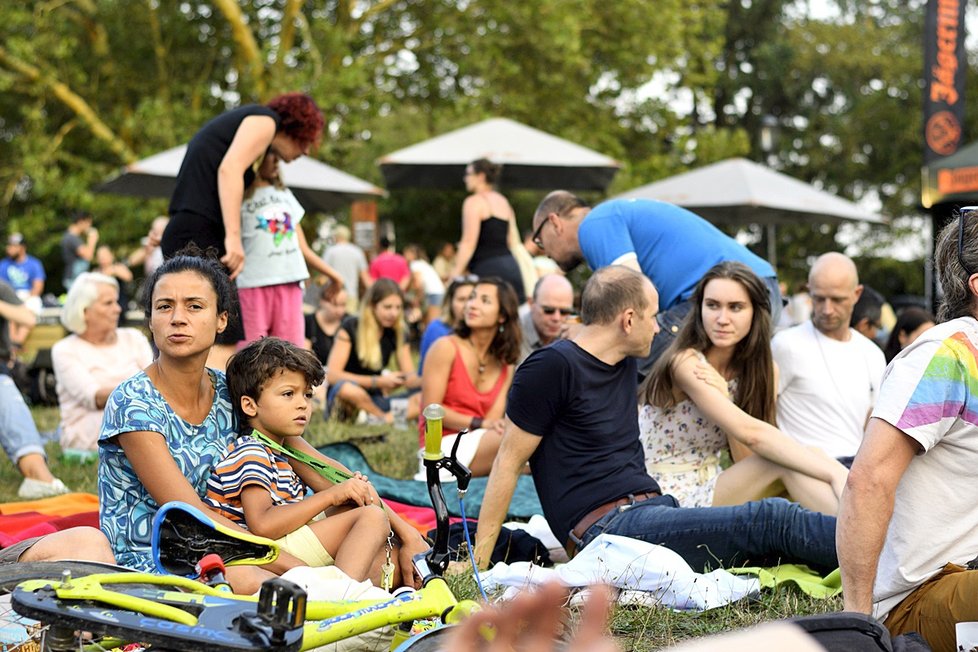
[478,533,760,612]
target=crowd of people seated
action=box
[3,129,973,651]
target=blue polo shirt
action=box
[578,199,775,310]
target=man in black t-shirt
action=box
[475,266,837,572]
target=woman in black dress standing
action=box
[450,159,525,302]
[161,92,324,368]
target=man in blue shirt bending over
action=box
[530,191,780,373]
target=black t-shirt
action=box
[305,312,339,365]
[506,339,660,541]
[168,105,281,225]
[339,316,397,376]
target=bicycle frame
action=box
[10,403,480,652]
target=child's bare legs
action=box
[713,454,841,515]
[309,504,390,583]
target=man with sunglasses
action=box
[838,210,978,652]
[530,191,780,374]
[517,274,576,364]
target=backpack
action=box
[789,612,931,651]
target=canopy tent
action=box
[617,157,884,226]
[96,145,386,212]
[921,140,978,208]
[617,158,884,267]
[378,118,621,190]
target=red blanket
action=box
[0,493,99,548]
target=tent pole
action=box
[766,223,778,269]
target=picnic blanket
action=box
[0,493,100,548]
[318,442,544,519]
[729,564,843,599]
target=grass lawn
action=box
[13,404,842,651]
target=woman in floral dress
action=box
[638,262,847,514]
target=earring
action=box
[499,324,504,333]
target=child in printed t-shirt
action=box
[236,152,343,348]
[204,337,391,584]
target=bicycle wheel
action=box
[0,561,138,652]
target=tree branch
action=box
[212,0,266,98]
[272,0,305,85]
[0,45,136,163]
[146,0,174,144]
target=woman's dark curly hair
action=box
[266,93,324,147]
[142,245,237,328]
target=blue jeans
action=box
[579,495,837,573]
[0,375,46,464]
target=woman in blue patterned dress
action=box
[96,254,297,588]
[98,253,429,589]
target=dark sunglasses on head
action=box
[540,306,577,317]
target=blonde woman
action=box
[326,279,420,424]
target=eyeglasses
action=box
[531,214,553,249]
[451,274,479,284]
[540,306,577,317]
[959,207,976,277]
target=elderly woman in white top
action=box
[52,272,153,452]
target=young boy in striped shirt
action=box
[204,337,391,583]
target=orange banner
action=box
[937,166,978,195]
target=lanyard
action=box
[249,429,353,484]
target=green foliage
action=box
[0,1,953,290]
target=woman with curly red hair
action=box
[162,92,327,369]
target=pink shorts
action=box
[237,282,305,348]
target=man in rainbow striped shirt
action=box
[838,210,978,652]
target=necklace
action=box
[467,339,490,375]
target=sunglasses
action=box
[451,274,479,284]
[540,306,577,317]
[531,215,552,250]
[959,207,976,277]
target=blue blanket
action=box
[318,442,543,519]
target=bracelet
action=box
[470,416,484,430]
[369,376,377,389]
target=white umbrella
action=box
[617,158,884,226]
[617,158,884,267]
[97,145,386,212]
[378,117,621,190]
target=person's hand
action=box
[483,419,507,434]
[397,532,429,588]
[691,360,729,397]
[146,228,162,249]
[326,477,374,507]
[444,582,620,652]
[373,373,404,392]
[86,227,100,243]
[221,236,246,280]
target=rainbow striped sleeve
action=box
[895,331,978,431]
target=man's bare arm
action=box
[0,297,36,328]
[837,416,919,613]
[474,421,541,569]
